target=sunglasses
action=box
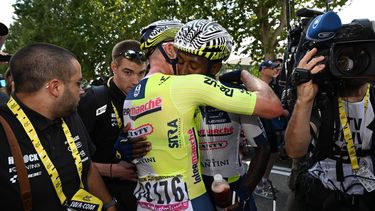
[115,50,147,62]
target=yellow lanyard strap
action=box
[338,85,370,172]
[107,76,122,129]
[7,97,83,205]
[111,101,122,128]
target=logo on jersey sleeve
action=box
[127,78,148,100]
[124,97,162,120]
[159,75,170,85]
[200,106,231,125]
[134,84,142,97]
[203,76,234,97]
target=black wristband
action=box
[219,69,243,84]
[103,197,117,210]
[291,67,312,86]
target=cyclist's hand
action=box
[112,161,137,181]
[131,136,151,159]
[113,123,151,161]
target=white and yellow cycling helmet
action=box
[140,20,183,52]
[174,19,234,61]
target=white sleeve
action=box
[240,115,267,147]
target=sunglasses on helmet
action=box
[115,50,147,62]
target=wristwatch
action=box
[103,197,117,210]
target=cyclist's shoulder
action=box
[172,74,215,88]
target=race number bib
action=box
[64,189,103,211]
[135,175,189,211]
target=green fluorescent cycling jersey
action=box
[123,73,256,210]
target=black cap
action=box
[259,60,280,71]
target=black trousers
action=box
[291,172,375,211]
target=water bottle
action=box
[211,174,231,210]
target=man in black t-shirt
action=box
[0,43,116,210]
[78,40,147,211]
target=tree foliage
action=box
[5,0,349,79]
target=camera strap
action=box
[0,114,32,211]
[291,68,312,86]
[337,84,370,172]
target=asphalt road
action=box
[250,159,292,211]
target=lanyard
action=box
[111,101,122,128]
[338,84,370,172]
[7,97,83,205]
[107,76,122,128]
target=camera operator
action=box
[285,47,375,211]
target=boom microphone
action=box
[306,11,342,42]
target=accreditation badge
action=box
[356,159,375,192]
[64,189,103,211]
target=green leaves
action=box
[4,0,348,78]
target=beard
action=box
[57,87,79,117]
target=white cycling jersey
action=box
[198,106,267,178]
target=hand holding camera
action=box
[294,48,326,104]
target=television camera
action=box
[282,8,375,111]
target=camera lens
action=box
[334,46,370,76]
[336,56,354,71]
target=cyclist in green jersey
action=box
[114,20,181,163]
[118,19,283,211]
